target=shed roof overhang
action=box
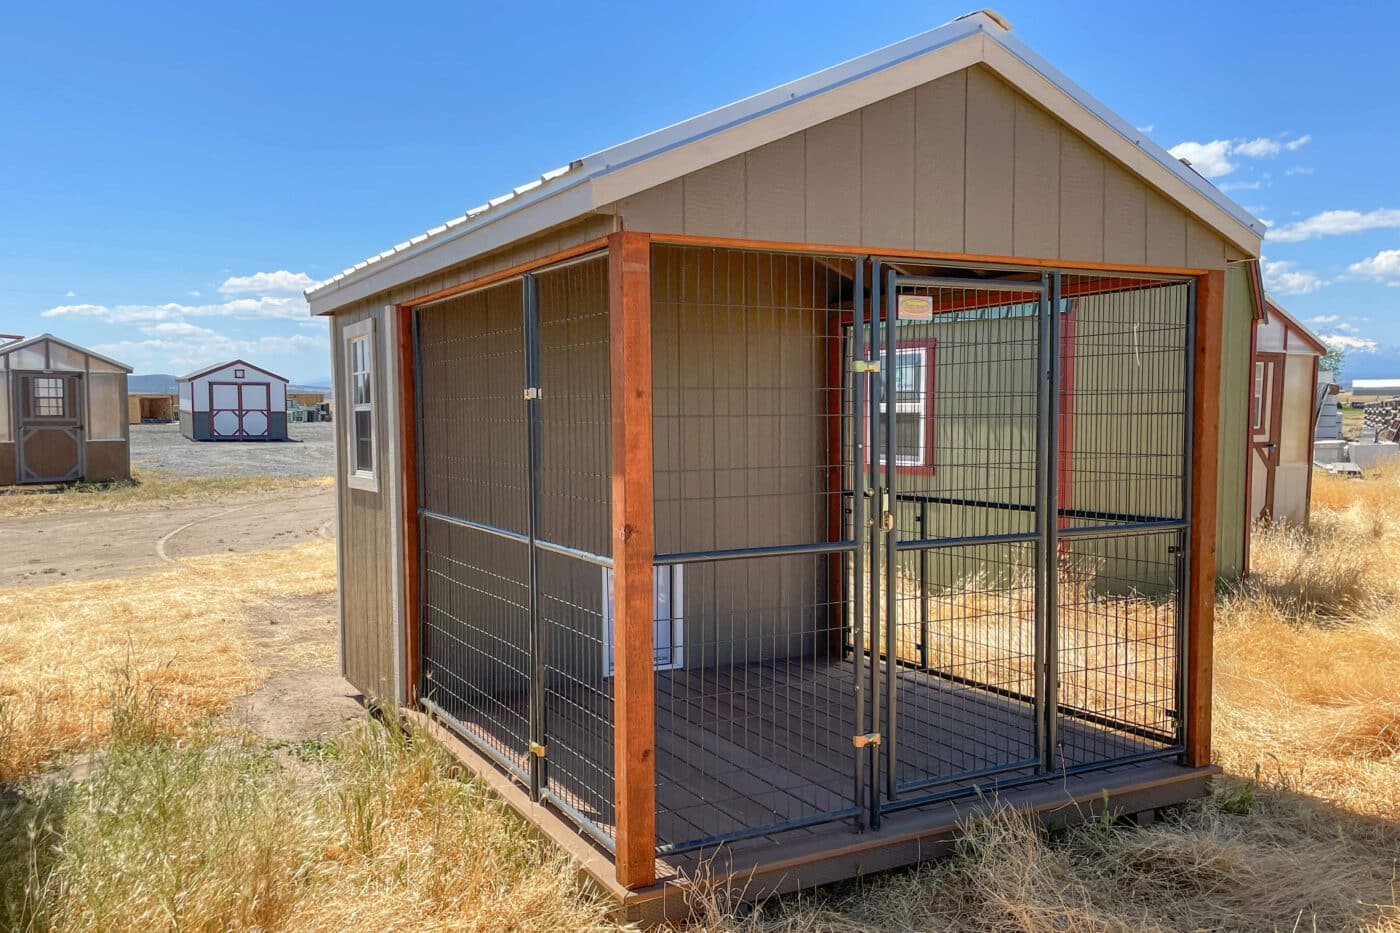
[0,333,134,372]
[1263,298,1329,356]
[306,9,1265,316]
[178,358,290,384]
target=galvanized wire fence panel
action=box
[414,255,617,848]
[650,245,860,852]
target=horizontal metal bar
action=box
[653,539,857,566]
[894,756,1042,796]
[890,275,1046,293]
[893,530,1040,552]
[420,508,529,546]
[879,746,1185,817]
[1056,520,1186,540]
[534,538,613,568]
[655,806,863,856]
[420,697,531,784]
[541,789,617,853]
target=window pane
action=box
[354,410,372,472]
[895,413,923,464]
[32,377,65,417]
[353,373,370,406]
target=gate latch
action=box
[529,741,547,758]
[850,359,881,374]
[523,387,542,400]
[852,732,882,749]
[880,511,895,532]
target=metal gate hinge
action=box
[853,732,882,749]
[523,387,542,400]
[529,742,547,758]
[850,359,881,373]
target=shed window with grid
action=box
[344,318,377,491]
[873,342,934,469]
[31,377,66,418]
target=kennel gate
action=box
[411,244,1193,856]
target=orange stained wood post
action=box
[1186,269,1224,768]
[607,230,657,888]
[397,304,421,703]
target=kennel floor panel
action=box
[426,657,1165,851]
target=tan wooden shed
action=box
[304,10,1264,922]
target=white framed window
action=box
[601,565,684,675]
[31,377,67,418]
[870,343,933,469]
[343,318,378,492]
[234,368,246,378]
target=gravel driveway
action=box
[130,421,336,478]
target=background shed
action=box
[177,359,289,441]
[1250,298,1325,526]
[0,334,131,485]
[128,393,177,424]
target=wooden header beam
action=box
[1186,269,1223,767]
[607,230,657,889]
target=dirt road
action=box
[0,488,335,587]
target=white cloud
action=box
[218,270,316,297]
[1169,140,1235,177]
[1308,314,1340,324]
[1219,180,1261,192]
[42,294,306,324]
[92,333,327,373]
[1137,123,1155,134]
[64,290,76,298]
[1169,133,1310,179]
[188,290,201,297]
[1262,258,1326,296]
[1320,333,1378,353]
[1344,248,1400,282]
[1268,209,1400,243]
[1285,166,1314,176]
[1337,322,1357,333]
[1234,137,1281,158]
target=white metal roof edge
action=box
[306,8,1263,311]
[0,332,134,373]
[177,358,290,384]
[989,32,1263,239]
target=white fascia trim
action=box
[980,41,1262,257]
[308,177,596,315]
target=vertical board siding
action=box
[1213,263,1254,580]
[604,66,1229,272]
[860,90,916,248]
[913,69,967,253]
[1012,96,1061,259]
[963,66,1017,256]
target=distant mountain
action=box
[1339,349,1400,387]
[129,373,329,394]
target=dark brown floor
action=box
[430,657,1167,857]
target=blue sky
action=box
[2,1,1398,383]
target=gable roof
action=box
[1264,298,1328,355]
[306,9,1264,314]
[178,359,289,384]
[0,333,133,373]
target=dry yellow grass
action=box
[4,468,1400,931]
[0,470,332,519]
[0,539,336,782]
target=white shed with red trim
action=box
[177,359,289,441]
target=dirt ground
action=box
[130,421,337,478]
[0,487,335,587]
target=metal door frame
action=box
[15,370,86,484]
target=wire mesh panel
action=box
[650,245,860,852]
[534,256,616,846]
[1052,274,1190,763]
[417,279,532,777]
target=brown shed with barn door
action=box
[0,334,132,486]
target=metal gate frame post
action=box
[850,257,869,832]
[883,268,899,803]
[867,259,884,831]
[521,273,547,802]
[1040,272,1061,774]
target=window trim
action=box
[601,564,685,675]
[29,376,69,420]
[343,317,378,492]
[866,337,937,474]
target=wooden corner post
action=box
[1186,269,1224,768]
[608,230,656,888]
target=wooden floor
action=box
[430,656,1169,853]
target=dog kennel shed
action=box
[0,334,132,485]
[307,10,1262,922]
[177,359,289,441]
